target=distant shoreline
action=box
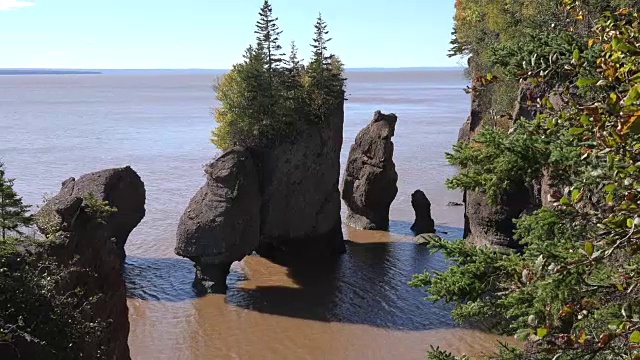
[0,67,464,76]
[0,70,102,75]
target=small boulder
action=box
[342,111,398,230]
[175,148,261,293]
[410,190,435,234]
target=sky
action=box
[0,0,462,69]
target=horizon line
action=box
[0,66,466,71]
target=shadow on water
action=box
[125,225,465,332]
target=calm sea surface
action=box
[0,70,512,359]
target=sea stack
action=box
[410,190,435,235]
[176,101,346,292]
[341,111,398,230]
[35,166,146,360]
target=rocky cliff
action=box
[341,111,398,230]
[458,77,556,247]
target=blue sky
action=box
[0,0,462,69]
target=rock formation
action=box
[175,148,261,293]
[341,111,398,230]
[35,166,146,359]
[176,102,346,292]
[410,190,435,235]
[457,77,548,247]
[463,188,531,248]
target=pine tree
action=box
[0,162,32,241]
[285,41,302,72]
[254,0,284,78]
[310,13,332,73]
[282,41,306,119]
[307,14,344,123]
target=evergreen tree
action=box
[282,41,305,118]
[310,13,332,71]
[306,14,344,123]
[285,41,302,72]
[254,0,284,78]
[0,162,32,241]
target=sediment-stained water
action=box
[0,69,513,359]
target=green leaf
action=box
[487,72,493,81]
[627,218,634,228]
[580,115,591,125]
[537,328,548,338]
[546,118,556,129]
[631,330,640,344]
[605,183,616,192]
[573,49,580,62]
[585,241,594,257]
[560,197,571,206]
[613,36,621,49]
[627,85,640,105]
[577,78,599,87]
[572,189,580,202]
[606,192,614,203]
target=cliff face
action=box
[258,100,346,260]
[341,111,398,230]
[458,78,549,248]
[34,167,146,359]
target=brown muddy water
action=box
[0,69,514,359]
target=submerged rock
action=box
[415,232,442,246]
[175,148,261,293]
[35,166,146,360]
[410,190,435,235]
[258,101,346,262]
[342,111,398,230]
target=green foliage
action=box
[419,4,640,359]
[445,124,551,204]
[212,2,346,151]
[0,172,106,358]
[426,346,469,360]
[83,193,116,224]
[0,162,32,241]
[0,245,107,359]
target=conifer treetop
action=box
[0,162,32,241]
